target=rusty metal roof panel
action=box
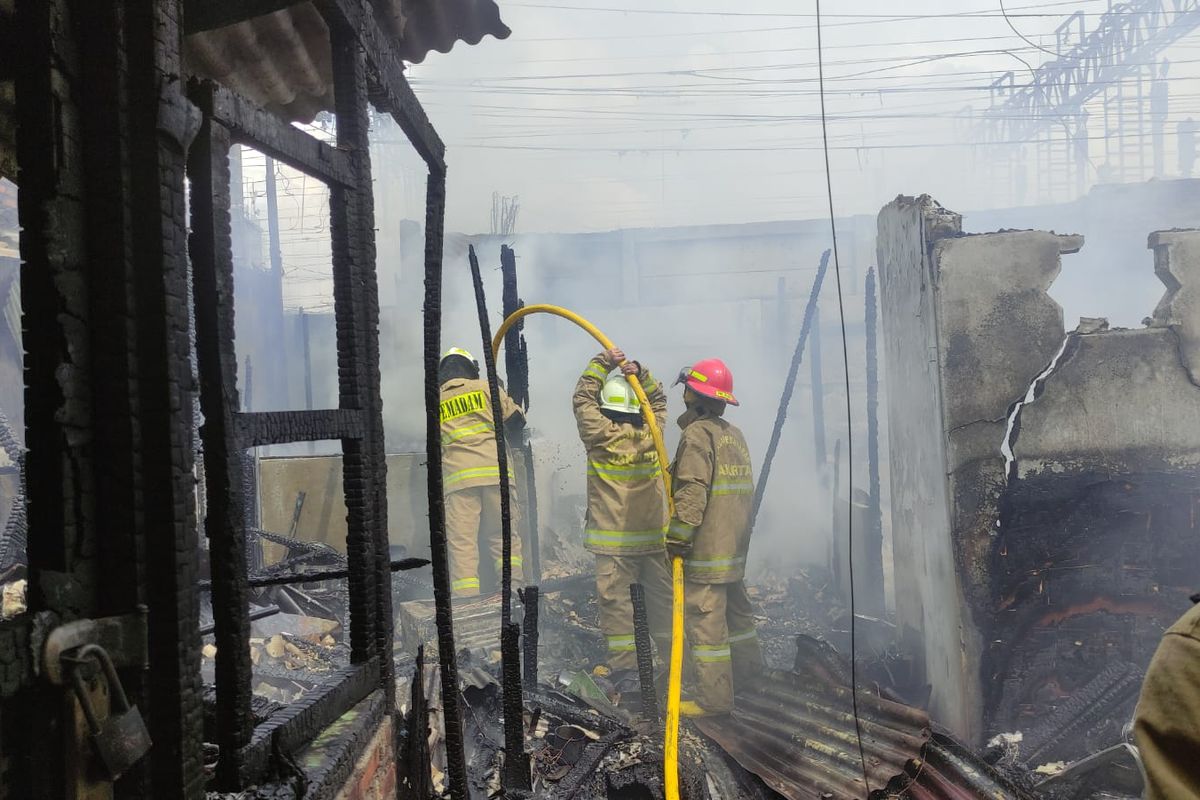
[695,668,932,800]
[695,668,1034,800]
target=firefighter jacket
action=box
[666,406,754,584]
[1134,599,1200,800]
[439,377,523,494]
[573,354,668,555]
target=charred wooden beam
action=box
[419,170,469,800]
[259,659,380,755]
[468,244,529,790]
[630,583,660,720]
[208,85,358,187]
[468,245,517,627]
[501,622,531,790]
[187,82,256,789]
[401,647,433,798]
[329,22,381,687]
[750,250,830,532]
[234,409,366,447]
[520,586,539,690]
[317,0,446,170]
[500,244,541,582]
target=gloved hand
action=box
[666,539,691,560]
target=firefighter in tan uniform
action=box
[573,348,674,678]
[1134,598,1200,800]
[665,358,763,717]
[439,347,524,597]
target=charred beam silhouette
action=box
[500,245,541,582]
[421,171,469,800]
[749,250,831,533]
[520,586,539,690]
[630,583,660,720]
[468,244,528,790]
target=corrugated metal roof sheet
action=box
[184,0,509,123]
[695,658,1034,800]
[695,669,931,800]
[376,0,511,63]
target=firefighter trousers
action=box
[594,553,674,671]
[445,484,523,597]
[684,579,763,713]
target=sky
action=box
[367,0,1200,234]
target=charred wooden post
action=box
[629,583,660,721]
[187,86,256,787]
[401,646,433,799]
[499,245,529,409]
[421,171,470,800]
[499,244,541,582]
[502,621,531,790]
[468,244,529,790]
[749,250,831,532]
[520,586,539,690]
[467,244,517,627]
[330,19,390,695]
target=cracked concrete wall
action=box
[881,196,1200,748]
[1014,325,1200,476]
[1149,229,1200,386]
[878,194,1083,743]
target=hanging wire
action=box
[814,0,870,793]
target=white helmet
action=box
[440,346,478,370]
[599,375,641,414]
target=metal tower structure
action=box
[974,0,1200,205]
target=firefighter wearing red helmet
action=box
[667,358,763,716]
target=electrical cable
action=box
[814,0,869,793]
[1000,0,1082,60]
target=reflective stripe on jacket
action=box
[573,354,668,556]
[667,407,754,583]
[439,377,522,494]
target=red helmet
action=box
[675,358,739,406]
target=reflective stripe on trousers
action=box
[584,528,665,550]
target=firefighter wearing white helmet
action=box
[573,348,672,686]
[438,346,525,596]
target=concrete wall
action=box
[879,191,1200,746]
[876,195,976,739]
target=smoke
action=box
[373,221,859,574]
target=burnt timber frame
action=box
[183,0,451,792]
[11,0,452,797]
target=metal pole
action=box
[749,251,830,533]
[810,304,827,473]
[468,244,528,791]
[864,268,885,617]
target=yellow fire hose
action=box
[491,304,684,800]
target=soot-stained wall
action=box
[879,192,1200,750]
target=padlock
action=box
[68,643,152,781]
